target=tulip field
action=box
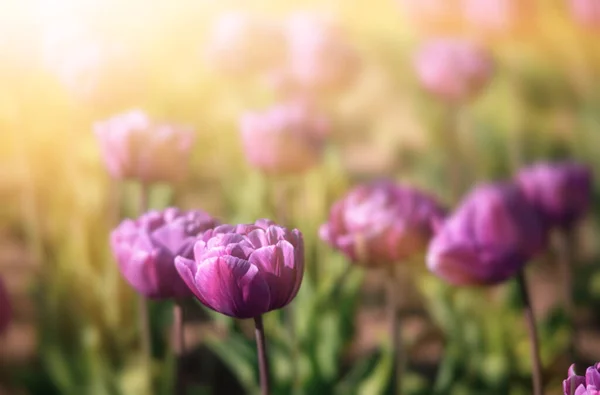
[2,1,600,394]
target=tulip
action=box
[94,109,195,184]
[569,0,600,32]
[461,0,536,40]
[279,12,359,95]
[516,161,593,230]
[320,180,446,267]
[0,277,11,336]
[563,363,600,395]
[175,219,304,319]
[111,207,219,299]
[427,182,545,395]
[205,11,285,76]
[427,182,544,286]
[414,39,494,104]
[240,101,330,175]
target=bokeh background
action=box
[1,0,600,394]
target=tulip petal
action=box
[175,256,208,305]
[194,256,271,318]
[249,243,294,309]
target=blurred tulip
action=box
[563,363,600,395]
[94,109,195,184]
[414,39,494,103]
[461,0,536,40]
[0,277,11,336]
[275,12,360,95]
[175,219,304,319]
[320,181,446,267]
[240,101,330,174]
[569,0,600,31]
[111,208,219,299]
[396,0,463,35]
[205,11,286,76]
[427,182,545,286]
[516,162,592,229]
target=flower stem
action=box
[254,315,271,395]
[138,182,153,394]
[516,270,543,395]
[173,302,186,395]
[387,265,403,395]
[556,228,577,364]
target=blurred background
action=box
[1,0,600,394]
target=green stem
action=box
[516,270,543,395]
[254,315,271,395]
[173,302,185,395]
[556,228,578,365]
[138,182,153,394]
[387,265,403,395]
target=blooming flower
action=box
[111,208,219,299]
[175,219,304,319]
[94,109,195,184]
[563,363,600,395]
[569,0,600,32]
[240,101,330,174]
[414,39,494,103]
[461,0,536,39]
[516,161,592,229]
[0,277,11,336]
[427,182,545,286]
[278,12,359,95]
[320,181,446,267]
[205,11,286,75]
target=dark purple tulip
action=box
[427,182,545,286]
[0,277,11,335]
[175,220,304,319]
[320,181,446,267]
[563,363,600,395]
[111,208,219,299]
[517,161,592,229]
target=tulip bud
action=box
[281,12,360,95]
[0,277,11,336]
[110,208,219,299]
[569,0,600,32]
[320,181,446,267]
[427,182,545,286]
[240,101,329,174]
[516,162,592,229]
[414,39,494,103]
[563,363,600,395]
[94,109,195,184]
[205,11,286,76]
[175,219,304,319]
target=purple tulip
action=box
[564,363,600,395]
[516,162,592,229]
[569,0,600,31]
[240,101,330,174]
[94,110,195,184]
[414,39,494,103]
[427,182,545,286]
[175,219,304,319]
[320,181,446,267]
[111,208,219,299]
[0,277,11,336]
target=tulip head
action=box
[414,39,494,103]
[175,219,304,319]
[563,363,600,395]
[320,181,446,267]
[240,101,330,174]
[94,109,195,184]
[111,208,219,299]
[517,161,592,229]
[427,182,545,286]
